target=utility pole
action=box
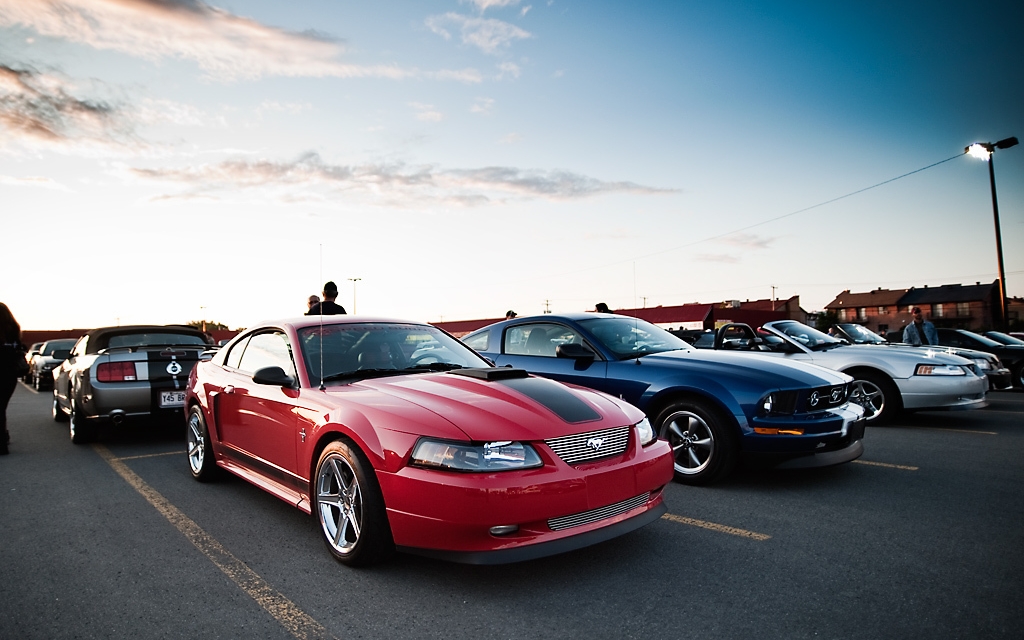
[544,300,551,314]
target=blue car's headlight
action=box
[411,438,543,472]
[636,417,656,446]
[915,364,966,376]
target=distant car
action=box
[29,339,77,391]
[53,325,214,443]
[186,316,673,566]
[829,323,1012,391]
[984,331,1024,347]
[936,329,1024,388]
[706,320,989,424]
[23,342,43,382]
[463,313,865,485]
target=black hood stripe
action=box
[498,377,601,424]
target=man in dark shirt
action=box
[306,281,348,315]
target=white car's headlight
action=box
[411,439,542,472]
[636,417,656,446]
[915,364,966,376]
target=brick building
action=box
[824,281,1009,335]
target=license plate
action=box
[160,391,187,407]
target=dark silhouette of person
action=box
[594,302,611,313]
[0,302,26,455]
[505,310,517,320]
[306,281,348,316]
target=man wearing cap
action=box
[902,306,938,345]
[306,281,348,316]
[505,310,517,320]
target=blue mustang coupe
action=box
[462,313,865,485]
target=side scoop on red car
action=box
[185,316,674,566]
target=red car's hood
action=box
[324,370,642,442]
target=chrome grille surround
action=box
[548,493,651,531]
[544,425,631,465]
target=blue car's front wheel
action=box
[656,399,737,485]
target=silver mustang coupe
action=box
[711,320,988,424]
[52,325,214,442]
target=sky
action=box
[1,0,1022,331]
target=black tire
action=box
[69,399,94,444]
[849,371,902,425]
[655,398,738,486]
[186,406,221,482]
[313,441,394,566]
[52,391,69,422]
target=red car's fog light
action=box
[489,525,519,536]
[96,362,137,382]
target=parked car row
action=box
[38,311,1003,569]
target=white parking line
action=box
[661,513,771,540]
[904,426,997,435]
[93,444,335,640]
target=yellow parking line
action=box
[93,444,334,640]
[115,451,182,461]
[661,513,771,541]
[853,459,919,471]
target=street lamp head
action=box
[966,143,993,160]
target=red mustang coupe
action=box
[185,317,674,566]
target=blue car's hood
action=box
[638,349,850,387]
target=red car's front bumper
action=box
[377,438,674,564]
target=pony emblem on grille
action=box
[586,437,605,451]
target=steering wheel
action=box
[409,352,444,366]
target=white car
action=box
[711,320,988,424]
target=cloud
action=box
[426,13,532,55]
[0,64,137,152]
[0,174,71,190]
[0,0,418,82]
[461,0,522,12]
[470,97,494,114]
[720,232,776,250]
[128,151,676,207]
[409,102,443,122]
[496,62,521,80]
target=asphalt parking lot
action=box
[2,383,1022,640]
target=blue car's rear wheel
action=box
[656,399,737,485]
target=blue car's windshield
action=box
[580,317,692,359]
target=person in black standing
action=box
[0,302,26,455]
[306,281,348,316]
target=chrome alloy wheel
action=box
[662,410,715,475]
[316,453,364,556]
[850,379,885,421]
[186,410,205,475]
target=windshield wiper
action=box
[404,362,465,372]
[321,368,409,383]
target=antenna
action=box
[318,244,325,391]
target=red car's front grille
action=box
[544,425,630,465]
[548,493,651,531]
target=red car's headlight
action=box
[410,439,543,472]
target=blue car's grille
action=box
[801,383,849,412]
[545,425,630,465]
[548,493,650,531]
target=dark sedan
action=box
[936,328,1024,388]
[463,313,865,485]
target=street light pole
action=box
[348,276,360,313]
[966,136,1018,331]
